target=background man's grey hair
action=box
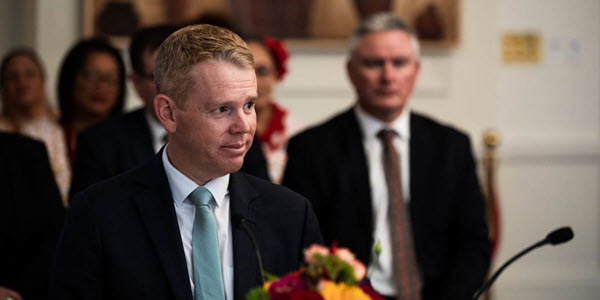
[348,12,420,59]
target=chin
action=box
[221,160,245,174]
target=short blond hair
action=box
[154,24,254,107]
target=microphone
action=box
[232,215,267,284]
[546,227,574,245]
[473,226,574,299]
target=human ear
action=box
[154,94,177,133]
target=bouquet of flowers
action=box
[246,242,383,300]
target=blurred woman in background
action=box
[246,36,301,183]
[0,48,70,205]
[57,38,126,163]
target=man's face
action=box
[347,30,420,122]
[131,47,159,113]
[168,60,257,183]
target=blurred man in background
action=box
[283,13,490,300]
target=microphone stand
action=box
[473,239,546,299]
[473,226,573,299]
[237,218,267,284]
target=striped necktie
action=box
[378,129,421,300]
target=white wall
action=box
[1,0,598,298]
[34,0,80,107]
[0,0,36,55]
[492,0,600,299]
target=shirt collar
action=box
[161,145,230,208]
[354,105,411,141]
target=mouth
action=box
[91,94,110,103]
[221,142,247,156]
[376,89,399,97]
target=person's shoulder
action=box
[70,159,150,208]
[411,112,474,158]
[411,111,471,142]
[290,108,355,144]
[0,131,47,157]
[235,172,309,205]
[80,108,145,140]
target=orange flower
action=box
[320,281,371,300]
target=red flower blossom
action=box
[263,36,289,81]
[268,271,308,300]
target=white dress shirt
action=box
[146,111,168,153]
[354,105,411,296]
[162,146,234,299]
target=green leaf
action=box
[245,287,269,300]
[264,272,279,282]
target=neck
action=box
[2,102,53,127]
[359,104,406,124]
[166,143,214,186]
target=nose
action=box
[230,109,254,135]
[380,61,396,84]
[15,73,28,87]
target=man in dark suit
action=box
[283,13,490,299]
[50,24,322,300]
[70,25,270,199]
[0,132,65,300]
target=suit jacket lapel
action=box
[229,172,262,299]
[133,151,193,300]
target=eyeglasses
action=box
[80,69,119,86]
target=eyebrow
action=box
[205,96,258,107]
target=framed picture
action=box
[83,0,460,49]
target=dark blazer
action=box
[0,132,65,299]
[70,108,270,198]
[50,150,322,300]
[283,108,490,299]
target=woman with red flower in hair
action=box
[246,36,302,183]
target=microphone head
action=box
[546,227,574,245]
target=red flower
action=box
[263,36,289,81]
[330,240,338,254]
[268,272,308,300]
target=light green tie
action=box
[189,186,225,300]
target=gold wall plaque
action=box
[502,32,541,64]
